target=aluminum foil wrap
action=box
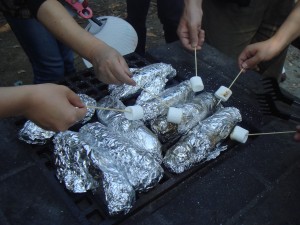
[89,142,135,215]
[135,73,168,105]
[109,63,176,100]
[79,122,164,192]
[54,130,135,215]
[53,131,101,193]
[18,120,56,145]
[96,96,162,163]
[163,107,242,174]
[150,92,218,143]
[78,93,96,124]
[142,80,194,121]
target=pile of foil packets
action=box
[18,63,242,215]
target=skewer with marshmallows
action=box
[229,125,296,143]
[86,105,143,120]
[135,84,184,124]
[215,68,245,105]
[189,47,205,92]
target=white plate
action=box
[83,16,138,68]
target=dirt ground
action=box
[0,0,164,86]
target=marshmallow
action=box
[167,107,183,124]
[230,125,249,143]
[214,86,232,102]
[124,105,144,120]
[190,76,204,92]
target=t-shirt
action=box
[0,0,46,19]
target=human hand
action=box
[24,84,87,132]
[294,125,300,142]
[90,42,136,86]
[238,39,280,71]
[177,0,205,51]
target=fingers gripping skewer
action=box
[86,105,143,120]
[215,68,245,106]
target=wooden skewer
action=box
[228,68,245,89]
[194,47,198,77]
[216,68,245,106]
[248,131,296,136]
[216,99,222,106]
[86,105,130,113]
[135,84,171,108]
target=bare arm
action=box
[0,84,87,131]
[36,0,135,85]
[239,1,300,70]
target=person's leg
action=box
[157,0,184,43]
[126,0,151,55]
[5,16,75,84]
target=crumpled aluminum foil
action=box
[141,80,195,121]
[150,92,218,143]
[136,73,168,105]
[53,130,135,215]
[79,122,164,192]
[96,96,162,163]
[163,107,242,174]
[89,143,136,215]
[18,120,56,145]
[108,63,176,100]
[78,93,96,124]
[53,131,101,193]
[102,173,135,215]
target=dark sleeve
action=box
[26,0,47,17]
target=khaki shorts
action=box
[202,0,294,80]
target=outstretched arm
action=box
[36,0,135,85]
[177,0,205,51]
[0,84,87,131]
[239,1,300,70]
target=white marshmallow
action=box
[230,126,249,143]
[124,105,144,120]
[167,107,183,124]
[190,76,204,92]
[214,86,232,102]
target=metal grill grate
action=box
[17,52,262,225]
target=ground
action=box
[0,0,164,86]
